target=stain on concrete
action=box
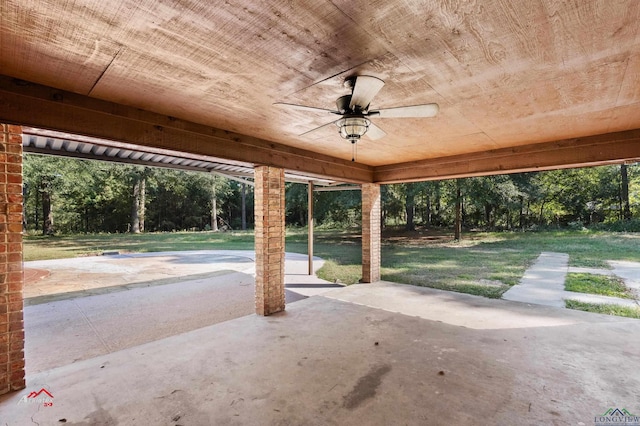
[343,364,392,409]
[68,405,117,425]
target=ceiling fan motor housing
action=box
[336,95,353,114]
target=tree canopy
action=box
[23,154,638,235]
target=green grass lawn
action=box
[565,273,635,299]
[25,229,640,301]
[24,231,256,261]
[565,300,640,319]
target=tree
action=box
[454,179,462,240]
[23,155,65,235]
[211,176,219,231]
[40,176,54,235]
[130,167,148,233]
[403,183,423,231]
[621,164,632,221]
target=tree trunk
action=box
[484,204,492,228]
[139,176,146,232]
[381,205,386,229]
[538,200,546,225]
[41,179,54,235]
[131,176,141,233]
[621,164,632,220]
[405,189,415,231]
[434,182,441,225]
[454,180,462,241]
[241,182,247,230]
[35,184,40,231]
[211,178,219,231]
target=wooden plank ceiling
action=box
[1,0,639,183]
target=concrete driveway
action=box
[24,250,333,302]
[21,251,341,373]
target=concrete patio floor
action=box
[2,279,640,425]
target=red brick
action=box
[7,262,21,272]
[7,223,21,232]
[7,194,24,205]
[9,321,23,332]
[8,301,22,312]
[10,330,24,341]
[8,312,22,323]
[362,184,381,283]
[6,164,21,174]
[10,359,25,371]
[7,125,22,135]
[10,337,23,351]
[5,144,22,154]
[6,174,21,184]
[10,379,26,391]
[1,124,25,396]
[6,155,20,164]
[10,370,24,382]
[254,166,285,316]
[7,234,21,243]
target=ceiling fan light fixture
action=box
[336,116,370,142]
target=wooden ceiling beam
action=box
[0,76,373,183]
[374,130,640,184]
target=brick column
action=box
[0,124,25,395]
[254,166,285,316]
[362,183,381,283]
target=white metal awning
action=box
[22,127,358,189]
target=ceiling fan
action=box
[275,75,439,161]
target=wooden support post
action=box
[308,181,314,275]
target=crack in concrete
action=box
[73,300,112,353]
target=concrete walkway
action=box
[502,252,640,309]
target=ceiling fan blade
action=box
[371,103,439,118]
[300,120,338,138]
[274,102,340,114]
[349,76,385,111]
[365,122,386,140]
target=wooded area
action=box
[23,154,638,235]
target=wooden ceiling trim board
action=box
[374,129,640,183]
[0,76,373,183]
